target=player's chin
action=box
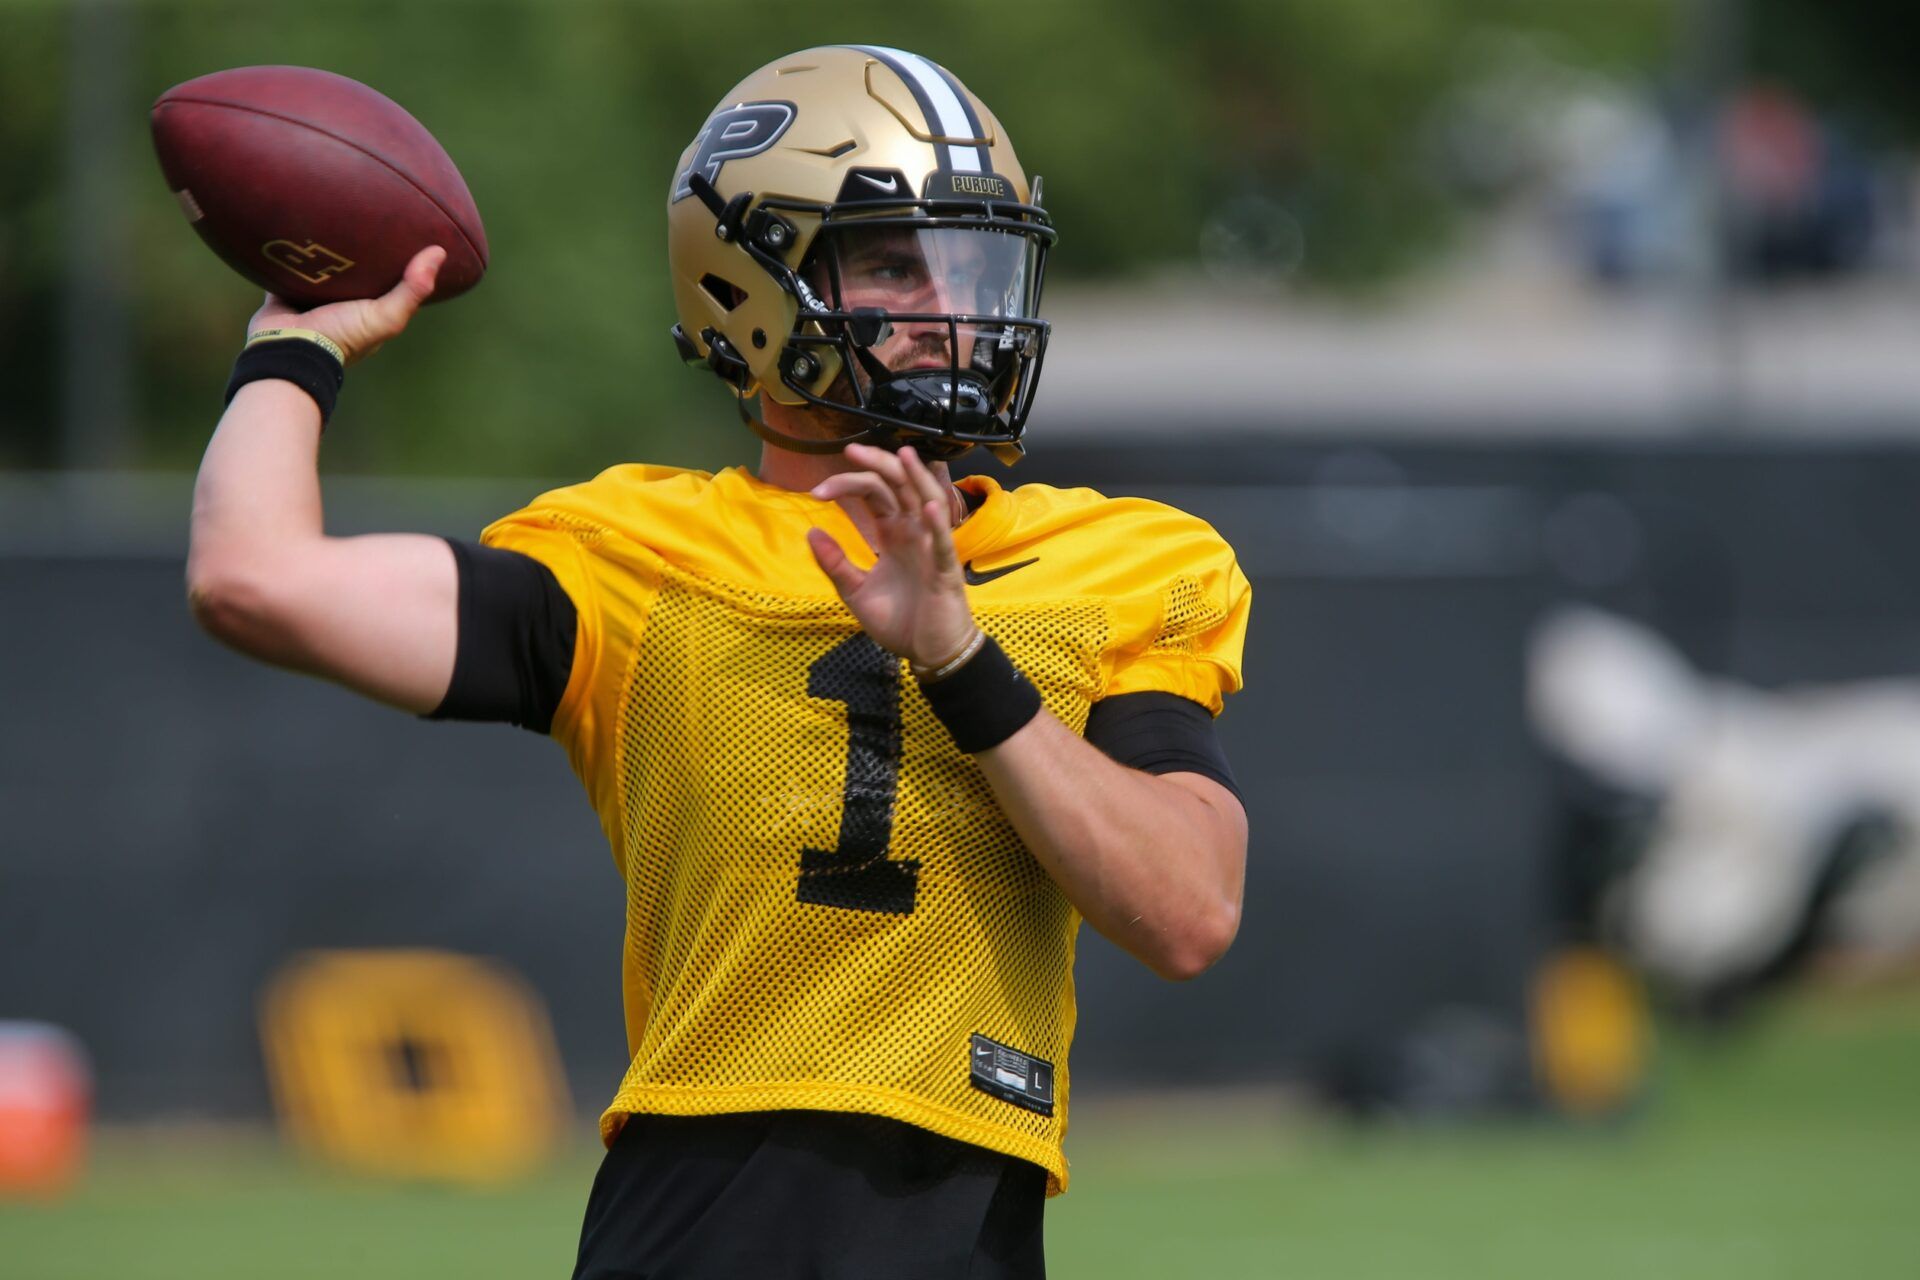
[783,372,965,463]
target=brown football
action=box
[151,66,488,307]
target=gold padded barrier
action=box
[260,950,570,1182]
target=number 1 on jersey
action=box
[799,634,919,914]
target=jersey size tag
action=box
[969,1033,1055,1116]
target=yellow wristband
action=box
[245,327,346,367]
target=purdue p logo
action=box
[673,101,796,202]
[262,239,356,286]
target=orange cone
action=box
[0,1022,90,1197]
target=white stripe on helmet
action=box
[854,45,987,173]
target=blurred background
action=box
[6,0,1920,1275]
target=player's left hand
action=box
[807,443,979,669]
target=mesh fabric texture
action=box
[482,465,1250,1195]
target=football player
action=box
[188,45,1250,1280]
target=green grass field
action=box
[7,986,1920,1279]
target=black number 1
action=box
[798,634,919,914]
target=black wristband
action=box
[916,634,1043,754]
[224,338,344,428]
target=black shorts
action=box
[571,1110,1048,1280]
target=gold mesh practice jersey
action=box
[482,464,1251,1194]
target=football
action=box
[150,66,488,308]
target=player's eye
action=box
[864,257,925,284]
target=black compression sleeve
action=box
[1082,691,1241,802]
[427,538,579,734]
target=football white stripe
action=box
[856,45,985,173]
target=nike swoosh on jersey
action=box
[962,557,1039,586]
[856,172,900,192]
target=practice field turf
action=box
[6,985,1919,1279]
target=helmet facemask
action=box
[770,216,1049,463]
[686,178,1053,465]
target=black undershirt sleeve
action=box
[424,531,1233,783]
[426,538,579,734]
[1081,691,1242,803]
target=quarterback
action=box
[187,45,1250,1279]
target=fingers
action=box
[829,443,965,577]
[812,471,904,550]
[806,526,867,598]
[842,442,911,497]
[897,445,948,514]
[378,245,446,325]
[897,448,962,574]
[248,291,298,331]
[811,470,901,519]
[923,497,960,574]
[849,443,947,522]
[838,443,944,528]
[309,246,443,366]
[895,448,962,578]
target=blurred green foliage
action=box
[1,0,1675,475]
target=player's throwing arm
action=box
[186,245,462,711]
[157,69,489,712]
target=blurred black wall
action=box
[7,439,1920,1121]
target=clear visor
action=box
[815,224,1042,325]
[805,224,1044,417]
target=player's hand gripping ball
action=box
[150,66,488,308]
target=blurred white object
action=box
[1529,606,1920,998]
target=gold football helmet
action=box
[667,46,1054,464]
